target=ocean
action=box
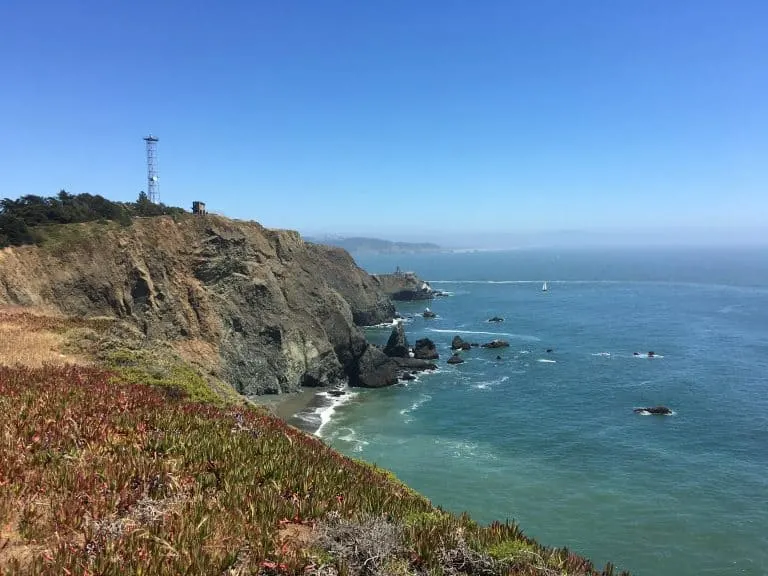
[288,247,768,575]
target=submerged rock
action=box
[488,316,504,323]
[447,353,464,365]
[327,389,346,397]
[633,406,673,415]
[422,308,437,319]
[413,338,439,360]
[481,339,510,349]
[399,372,416,381]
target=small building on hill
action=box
[192,201,207,215]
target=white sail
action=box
[542,281,548,292]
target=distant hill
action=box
[307,235,442,254]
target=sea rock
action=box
[481,339,510,349]
[496,355,503,360]
[327,389,346,397]
[451,335,472,350]
[422,309,437,319]
[354,346,400,389]
[391,357,438,371]
[383,323,409,358]
[634,406,673,415]
[447,353,464,365]
[413,338,439,360]
[488,316,504,323]
[372,271,436,301]
[399,372,416,381]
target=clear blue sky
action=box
[2,0,766,245]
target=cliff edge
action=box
[0,215,398,395]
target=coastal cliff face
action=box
[0,215,396,395]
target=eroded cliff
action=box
[0,215,398,395]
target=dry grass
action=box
[0,307,86,367]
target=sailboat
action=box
[542,281,548,292]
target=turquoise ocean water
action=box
[292,248,768,575]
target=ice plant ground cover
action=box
[0,358,628,575]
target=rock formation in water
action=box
[451,335,473,350]
[371,271,439,301]
[481,339,510,349]
[633,406,673,415]
[413,338,439,360]
[0,215,403,395]
[383,323,409,358]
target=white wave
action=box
[334,427,370,452]
[473,375,509,390]
[399,394,432,417]
[591,352,611,357]
[427,328,540,341]
[367,317,412,329]
[314,390,358,437]
[632,353,665,359]
[537,358,557,363]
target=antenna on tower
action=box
[143,134,159,204]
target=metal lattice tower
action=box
[143,134,159,204]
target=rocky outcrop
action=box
[447,353,464,365]
[372,271,436,301]
[481,339,510,349]
[413,338,439,360]
[451,335,472,350]
[383,323,409,358]
[488,316,504,323]
[633,406,673,415]
[0,215,398,395]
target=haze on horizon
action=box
[1,1,766,247]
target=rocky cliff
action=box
[0,215,399,395]
[372,271,441,301]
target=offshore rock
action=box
[481,339,510,349]
[371,270,436,301]
[383,323,409,358]
[413,338,439,360]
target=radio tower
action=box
[144,134,159,204]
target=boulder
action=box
[383,323,409,358]
[447,353,464,365]
[451,335,474,350]
[413,338,439,360]
[392,357,437,371]
[422,309,437,319]
[481,339,510,349]
[327,389,346,397]
[488,316,504,323]
[634,406,673,415]
[354,346,399,388]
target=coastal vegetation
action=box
[0,191,185,248]
[0,307,629,575]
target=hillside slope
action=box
[0,215,396,396]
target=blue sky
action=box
[1,0,767,245]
